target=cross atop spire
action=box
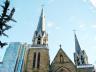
[59,44,62,48]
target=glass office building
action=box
[0,42,26,72]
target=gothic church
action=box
[22,9,95,72]
[0,8,95,72]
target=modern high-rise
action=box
[0,42,26,72]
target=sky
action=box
[0,0,96,67]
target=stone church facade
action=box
[50,48,77,72]
[22,9,50,72]
[22,8,95,72]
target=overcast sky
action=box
[0,0,96,67]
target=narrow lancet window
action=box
[37,52,40,68]
[33,52,36,68]
[60,54,63,63]
[37,36,41,44]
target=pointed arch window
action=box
[81,55,84,64]
[33,52,36,68]
[77,57,80,65]
[37,36,41,44]
[37,52,40,68]
[60,54,63,63]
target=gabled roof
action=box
[51,47,74,65]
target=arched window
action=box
[33,52,36,68]
[37,36,41,44]
[81,55,84,64]
[37,52,40,68]
[60,54,63,63]
[77,57,80,65]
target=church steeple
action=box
[32,8,48,46]
[74,32,81,54]
[74,32,88,66]
[37,8,46,32]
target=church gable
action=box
[51,46,77,72]
[52,48,71,64]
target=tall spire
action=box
[32,8,48,46]
[36,8,46,32]
[74,32,81,54]
[73,31,88,66]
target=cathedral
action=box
[0,8,95,72]
[22,8,95,72]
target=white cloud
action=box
[47,21,60,30]
[47,22,55,28]
[90,0,96,8]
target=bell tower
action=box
[32,8,48,46]
[23,8,49,72]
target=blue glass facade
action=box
[14,44,26,72]
[0,42,26,72]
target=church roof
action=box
[51,46,74,65]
